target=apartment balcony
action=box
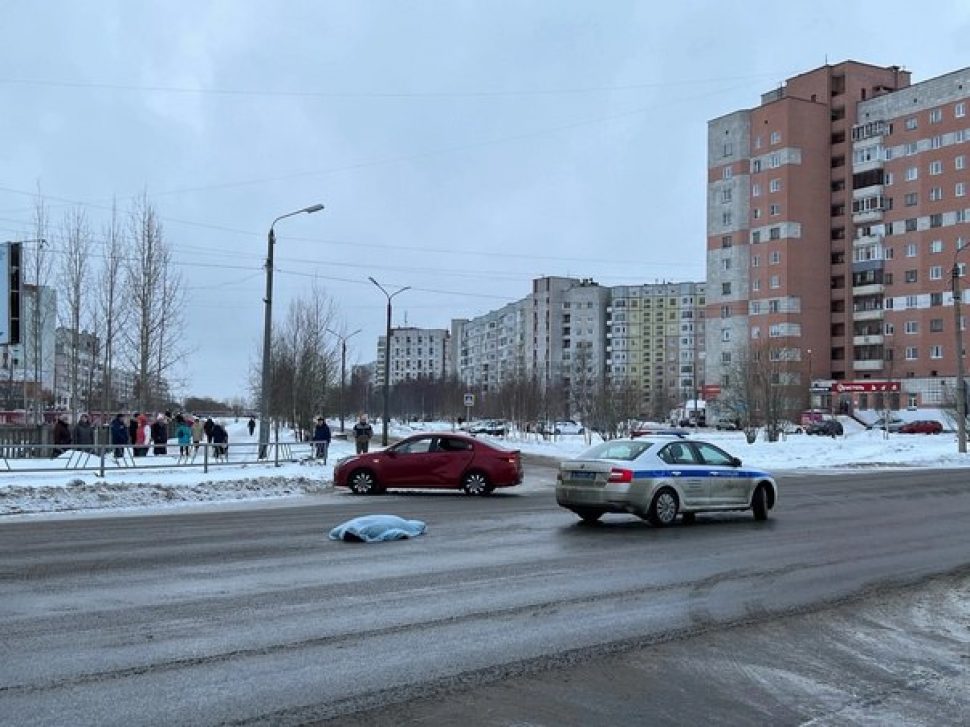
[853,359,884,372]
[852,233,884,248]
[852,209,883,224]
[852,333,884,346]
[853,308,884,322]
[852,283,884,296]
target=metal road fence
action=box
[0,440,304,476]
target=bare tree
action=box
[720,338,802,443]
[94,200,128,412]
[122,193,185,412]
[57,207,93,418]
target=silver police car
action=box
[556,437,777,526]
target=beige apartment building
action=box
[706,61,970,412]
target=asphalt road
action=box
[1,464,969,726]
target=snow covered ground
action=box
[1,414,967,517]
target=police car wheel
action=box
[647,488,679,527]
[752,484,769,521]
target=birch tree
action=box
[122,194,185,411]
[57,207,92,417]
[95,200,127,411]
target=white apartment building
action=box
[451,299,528,392]
[0,284,57,408]
[53,327,102,411]
[375,327,451,387]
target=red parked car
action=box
[897,420,943,434]
[333,432,523,496]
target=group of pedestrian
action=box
[51,413,95,458]
[104,411,230,460]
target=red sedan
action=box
[898,420,943,434]
[333,432,523,495]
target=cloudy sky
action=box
[2,1,968,401]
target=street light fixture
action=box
[952,246,969,454]
[4,239,47,424]
[258,204,324,459]
[325,327,361,433]
[368,276,410,446]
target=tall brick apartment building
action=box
[706,61,970,413]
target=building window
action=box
[770,203,781,216]
[720,305,730,318]
[905,218,918,232]
[769,153,780,168]
[770,131,781,144]
[752,182,761,197]
[722,166,733,180]
[723,142,733,157]
[904,192,918,206]
[930,345,943,359]
[769,275,780,289]
[722,211,732,226]
[930,187,943,201]
[905,242,918,257]
[930,160,943,175]
[931,239,943,253]
[751,326,760,339]
[721,329,731,342]
[905,295,918,308]
[957,182,966,197]
[906,117,918,130]
[751,230,761,244]
[931,318,944,332]
[768,299,780,313]
[721,188,732,203]
[906,142,918,155]
[931,292,944,306]
[721,352,732,363]
[769,250,781,264]
[769,178,781,193]
[769,227,781,240]
[752,254,761,267]
[905,166,918,181]
[932,135,944,149]
[752,279,761,292]
[753,208,762,219]
[721,258,732,271]
[904,269,918,283]
[930,108,942,123]
[905,320,919,334]
[957,155,966,170]
[752,159,762,173]
[721,282,732,295]
[905,346,918,360]
[956,102,966,118]
[930,213,943,228]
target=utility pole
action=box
[953,259,967,453]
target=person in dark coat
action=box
[52,415,72,458]
[211,421,229,459]
[110,413,129,458]
[247,416,256,436]
[203,417,215,444]
[150,414,168,456]
[73,413,95,453]
[352,415,373,454]
[312,416,332,463]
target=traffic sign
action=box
[463,393,475,407]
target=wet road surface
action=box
[1,465,969,725]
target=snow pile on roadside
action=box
[0,474,332,516]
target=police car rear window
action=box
[579,441,652,461]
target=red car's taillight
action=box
[608,468,633,483]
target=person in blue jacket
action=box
[313,416,332,463]
[109,413,129,459]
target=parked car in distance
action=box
[805,419,843,436]
[333,432,523,495]
[714,416,740,431]
[868,416,905,432]
[898,419,943,434]
[463,419,507,436]
[556,437,777,526]
[554,420,585,435]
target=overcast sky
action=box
[2,1,968,402]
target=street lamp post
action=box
[4,239,46,424]
[258,204,324,459]
[952,255,967,454]
[368,277,410,446]
[325,327,361,433]
[806,348,813,409]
